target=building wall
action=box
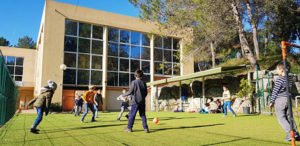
[0,46,36,87]
[36,0,194,110]
[0,47,37,110]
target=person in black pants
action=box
[122,69,149,133]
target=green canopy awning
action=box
[147,65,247,86]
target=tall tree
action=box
[129,0,237,67]
[16,36,36,49]
[245,0,264,59]
[264,0,300,43]
[0,37,10,46]
[130,0,258,66]
[230,0,257,65]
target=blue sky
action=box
[0,0,139,45]
[0,0,298,47]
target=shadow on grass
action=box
[237,114,260,117]
[101,116,198,123]
[202,137,250,146]
[145,123,225,133]
[44,123,127,134]
[204,132,287,145]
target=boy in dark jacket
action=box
[123,70,149,133]
[94,89,103,118]
[27,80,57,134]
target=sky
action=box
[0,0,139,45]
[0,0,298,47]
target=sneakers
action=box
[144,128,150,133]
[285,134,292,141]
[294,132,300,141]
[30,128,39,134]
[124,128,132,133]
[117,118,121,122]
[233,114,237,118]
[125,114,129,119]
[91,119,96,122]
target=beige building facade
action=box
[1,0,194,111]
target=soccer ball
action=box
[60,64,67,71]
[153,117,159,124]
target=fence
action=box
[0,50,19,126]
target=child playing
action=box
[122,70,149,133]
[81,85,96,123]
[94,89,103,118]
[269,62,300,141]
[117,88,131,121]
[222,85,236,117]
[27,80,57,134]
[74,92,83,116]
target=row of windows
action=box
[64,69,102,85]
[65,20,103,40]
[63,69,151,86]
[107,72,150,86]
[3,56,24,81]
[64,19,180,86]
[108,28,150,46]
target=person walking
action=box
[117,88,131,121]
[94,89,103,118]
[81,85,96,123]
[222,84,236,117]
[123,70,149,133]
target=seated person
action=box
[200,103,210,114]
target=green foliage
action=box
[236,78,254,99]
[50,102,62,112]
[0,37,10,46]
[16,36,36,49]
[264,0,300,42]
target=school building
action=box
[0,0,194,111]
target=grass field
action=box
[0,112,297,146]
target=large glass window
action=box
[78,38,90,53]
[107,27,151,86]
[119,44,130,57]
[4,56,24,81]
[131,31,140,45]
[92,25,103,39]
[108,43,118,57]
[108,28,119,42]
[79,23,91,38]
[64,53,76,68]
[65,20,77,36]
[77,70,90,85]
[64,19,103,86]
[92,40,102,55]
[64,36,77,52]
[154,36,181,76]
[120,30,130,43]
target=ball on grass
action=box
[153,117,159,124]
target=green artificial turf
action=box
[0,112,297,146]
